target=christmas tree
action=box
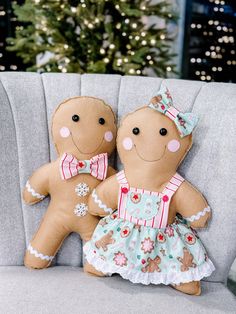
[7,0,177,76]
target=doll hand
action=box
[184,206,211,228]
[90,189,113,216]
[23,180,47,205]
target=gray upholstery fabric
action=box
[0,266,235,314]
[0,73,235,286]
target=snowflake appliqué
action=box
[74,203,88,217]
[75,183,90,197]
[113,251,128,267]
[141,237,154,254]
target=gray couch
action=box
[0,72,235,314]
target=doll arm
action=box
[107,165,117,177]
[23,163,51,205]
[88,174,119,217]
[173,181,211,228]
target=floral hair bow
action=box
[148,86,198,138]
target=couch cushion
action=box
[0,266,235,314]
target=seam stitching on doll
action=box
[26,181,46,200]
[92,189,113,214]
[184,206,211,222]
[27,244,54,261]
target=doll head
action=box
[117,87,198,174]
[52,96,117,159]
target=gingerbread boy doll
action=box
[23,96,117,269]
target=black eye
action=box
[99,117,105,125]
[132,127,140,135]
[72,114,79,122]
[159,128,167,136]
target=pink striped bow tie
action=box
[60,153,108,181]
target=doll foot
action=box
[24,245,53,269]
[84,262,106,277]
[171,281,201,295]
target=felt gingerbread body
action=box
[23,96,117,269]
[83,87,215,295]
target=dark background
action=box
[0,0,235,82]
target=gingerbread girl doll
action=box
[23,96,117,269]
[83,87,215,295]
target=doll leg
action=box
[83,262,105,277]
[171,281,201,295]
[72,212,100,241]
[24,215,69,269]
[72,214,105,276]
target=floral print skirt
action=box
[83,213,215,285]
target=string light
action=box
[129,69,135,74]
[88,23,94,29]
[104,58,109,63]
[116,23,121,29]
[100,48,105,54]
[166,66,172,72]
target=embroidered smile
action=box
[71,133,104,155]
[134,144,166,162]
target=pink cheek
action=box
[167,139,180,153]
[60,127,70,138]
[104,131,113,142]
[122,137,133,151]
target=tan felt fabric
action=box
[23,96,117,269]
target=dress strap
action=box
[163,172,184,198]
[159,173,185,228]
[116,170,129,186]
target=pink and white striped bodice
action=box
[116,170,184,229]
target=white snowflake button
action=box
[74,203,88,217]
[75,183,90,197]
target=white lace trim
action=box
[26,181,45,200]
[184,206,211,222]
[27,244,54,261]
[92,189,113,214]
[84,245,215,285]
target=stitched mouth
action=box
[71,133,104,155]
[134,144,166,162]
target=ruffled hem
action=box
[84,244,215,286]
